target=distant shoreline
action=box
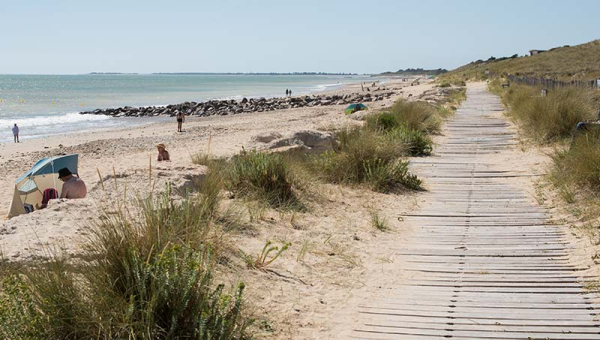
[87,72,361,76]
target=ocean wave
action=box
[0,112,110,129]
[313,83,344,91]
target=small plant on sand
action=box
[370,211,389,232]
[192,152,212,166]
[296,240,312,263]
[243,240,291,270]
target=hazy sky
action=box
[1,0,598,74]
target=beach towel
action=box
[42,188,59,205]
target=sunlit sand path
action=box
[348,83,600,339]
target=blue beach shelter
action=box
[344,103,368,115]
[7,154,79,218]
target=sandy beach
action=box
[0,77,444,337]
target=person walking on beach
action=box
[289,89,292,97]
[176,111,185,132]
[285,89,289,97]
[12,124,19,143]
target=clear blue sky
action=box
[1,0,598,74]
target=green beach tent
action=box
[345,103,368,115]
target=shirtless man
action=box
[58,168,87,199]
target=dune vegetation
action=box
[441,39,600,81]
[0,181,251,340]
[489,77,600,222]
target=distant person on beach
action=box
[156,143,170,161]
[286,89,289,96]
[12,124,19,143]
[176,111,185,132]
[58,168,87,199]
[289,89,292,97]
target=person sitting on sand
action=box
[157,143,170,161]
[176,111,185,132]
[58,168,87,199]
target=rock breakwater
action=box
[79,92,395,118]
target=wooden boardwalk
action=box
[350,84,600,339]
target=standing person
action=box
[285,89,289,97]
[176,111,185,132]
[12,123,19,143]
[58,168,87,199]
[289,89,292,97]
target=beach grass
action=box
[490,79,600,214]
[501,84,596,143]
[0,184,251,340]
[227,149,304,210]
[310,127,421,192]
[387,100,442,134]
[551,131,600,194]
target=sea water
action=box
[0,74,371,143]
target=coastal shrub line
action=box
[495,82,597,142]
[490,79,600,208]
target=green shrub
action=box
[0,274,48,339]
[504,86,596,142]
[363,158,422,192]
[551,131,600,194]
[389,100,441,133]
[439,82,451,88]
[385,125,433,156]
[365,112,434,156]
[228,149,302,209]
[366,112,399,132]
[311,127,421,192]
